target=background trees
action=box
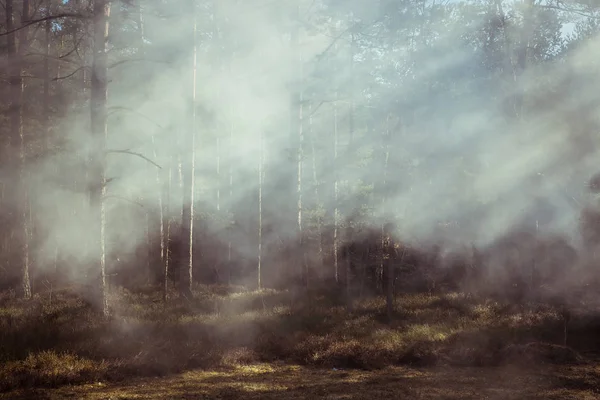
[1,0,599,311]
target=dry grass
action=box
[4,362,600,399]
[0,284,598,396]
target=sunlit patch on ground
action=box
[4,362,600,399]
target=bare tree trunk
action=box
[382,115,393,320]
[43,0,51,138]
[52,21,64,278]
[333,89,339,285]
[90,0,111,317]
[332,27,340,285]
[7,0,33,299]
[290,4,305,286]
[226,36,236,285]
[298,85,306,288]
[345,30,356,312]
[79,4,90,265]
[309,97,324,272]
[226,97,234,285]
[178,0,197,297]
[212,0,221,213]
[135,0,164,285]
[163,165,173,302]
[43,2,53,284]
[150,131,165,282]
[258,128,263,290]
[20,0,32,299]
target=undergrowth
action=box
[0,284,593,393]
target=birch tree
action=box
[178,0,197,297]
[5,0,32,299]
[89,0,111,316]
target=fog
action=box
[4,0,600,286]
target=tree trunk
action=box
[226,86,234,285]
[43,1,53,285]
[309,97,324,272]
[290,4,306,287]
[135,0,165,285]
[43,0,51,138]
[212,0,221,213]
[258,128,263,290]
[163,164,173,302]
[20,0,32,299]
[7,0,33,299]
[89,0,111,317]
[332,35,340,285]
[178,0,197,297]
[382,115,393,320]
[298,86,307,288]
[345,30,356,312]
[333,93,339,285]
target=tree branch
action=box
[103,194,145,208]
[108,57,173,69]
[108,106,164,129]
[25,51,82,65]
[53,66,89,81]
[106,149,162,169]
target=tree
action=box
[177,0,197,297]
[89,0,111,316]
[6,0,32,299]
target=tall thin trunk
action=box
[333,88,339,284]
[150,130,165,281]
[227,94,234,285]
[43,1,53,284]
[178,1,197,296]
[216,137,221,212]
[258,128,263,290]
[298,86,306,287]
[90,0,111,316]
[345,30,356,312]
[8,0,33,299]
[213,1,221,212]
[332,26,340,285]
[135,0,164,284]
[290,5,304,285]
[53,30,63,277]
[226,37,236,282]
[382,115,392,320]
[163,164,172,302]
[309,97,324,272]
[80,9,89,259]
[43,0,51,138]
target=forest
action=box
[1,0,600,398]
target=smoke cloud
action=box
[4,0,600,286]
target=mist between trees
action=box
[1,0,600,320]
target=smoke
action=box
[4,0,600,285]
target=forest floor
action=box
[1,284,600,398]
[4,361,600,399]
